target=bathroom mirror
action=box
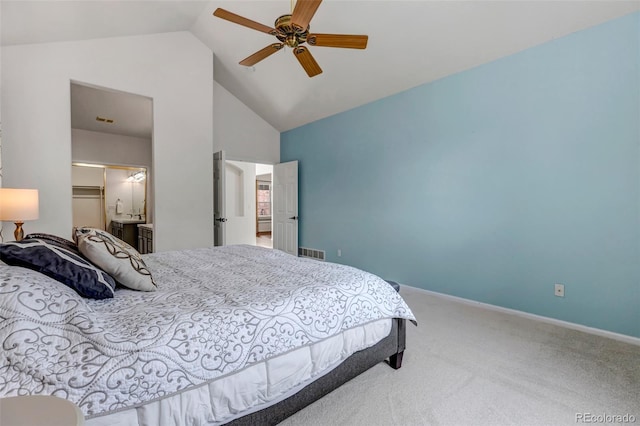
[72,164,147,230]
[105,166,147,222]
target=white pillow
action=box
[75,227,156,291]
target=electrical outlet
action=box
[554,283,565,298]
[337,249,342,257]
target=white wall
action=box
[0,0,4,239]
[255,163,273,177]
[105,168,132,227]
[224,160,256,245]
[1,32,213,251]
[213,82,280,164]
[72,128,151,167]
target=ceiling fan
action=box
[213,0,368,78]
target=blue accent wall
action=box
[281,12,640,338]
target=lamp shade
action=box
[0,188,39,221]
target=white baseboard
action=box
[401,285,640,346]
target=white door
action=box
[213,151,227,246]
[273,160,298,256]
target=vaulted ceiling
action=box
[2,1,639,132]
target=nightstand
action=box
[0,395,84,426]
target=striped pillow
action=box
[75,227,156,291]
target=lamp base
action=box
[14,222,24,242]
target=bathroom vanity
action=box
[110,218,145,248]
[137,223,153,254]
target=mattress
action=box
[0,244,415,423]
[85,318,392,425]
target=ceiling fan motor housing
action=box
[275,14,309,47]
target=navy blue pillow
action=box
[0,238,116,299]
[25,232,78,252]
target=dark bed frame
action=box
[227,317,406,425]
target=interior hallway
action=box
[256,233,272,249]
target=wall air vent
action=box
[298,247,325,261]
[96,116,115,124]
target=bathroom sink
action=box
[111,218,145,224]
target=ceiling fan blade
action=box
[307,33,368,49]
[213,8,276,35]
[239,43,284,66]
[291,0,322,32]
[293,46,322,77]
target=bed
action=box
[0,234,415,425]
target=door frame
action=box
[215,155,297,254]
[213,151,226,246]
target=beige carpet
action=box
[279,286,640,426]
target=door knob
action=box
[289,216,298,220]
[215,218,228,222]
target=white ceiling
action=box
[2,1,639,133]
[71,83,153,139]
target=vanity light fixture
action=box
[126,171,146,183]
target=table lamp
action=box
[0,188,39,241]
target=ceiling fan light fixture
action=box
[212,1,368,78]
[285,35,298,48]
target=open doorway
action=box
[223,160,251,245]
[70,81,153,252]
[223,160,273,248]
[255,164,273,248]
[214,152,298,255]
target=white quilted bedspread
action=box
[0,245,415,417]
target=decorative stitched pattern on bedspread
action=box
[0,245,415,417]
